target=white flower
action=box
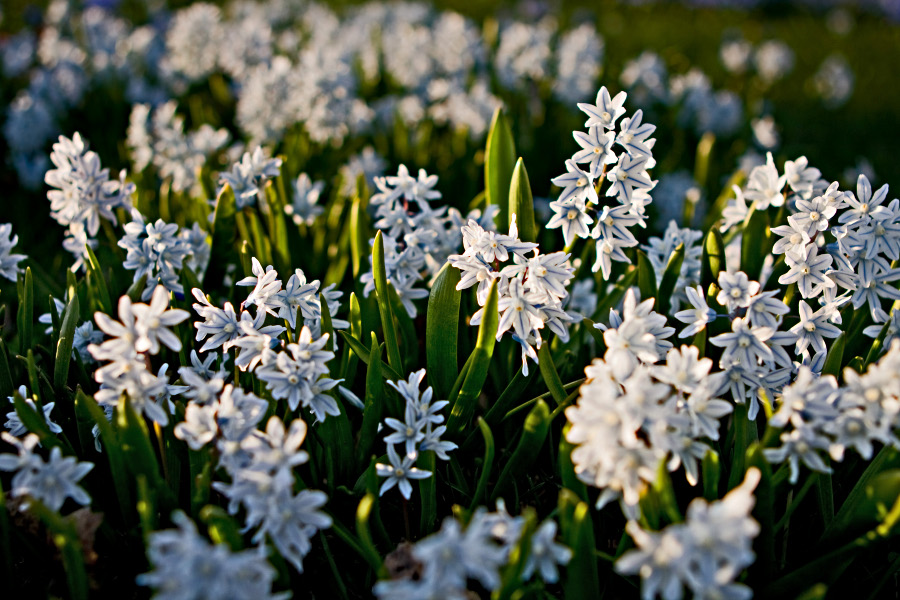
[743,151,786,210]
[0,223,26,282]
[376,444,431,500]
[285,173,325,226]
[789,300,842,356]
[778,243,834,299]
[577,86,627,130]
[522,520,571,584]
[0,432,93,512]
[138,512,283,600]
[710,317,774,367]
[674,285,716,338]
[132,285,190,354]
[716,271,759,313]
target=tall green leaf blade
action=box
[17,267,34,353]
[491,399,551,501]
[76,388,131,520]
[207,184,237,286]
[83,247,111,315]
[741,207,769,281]
[508,157,536,242]
[447,281,498,435]
[485,108,517,228]
[356,334,385,468]
[54,293,80,393]
[657,243,685,316]
[701,227,726,290]
[559,490,601,600]
[372,231,403,375]
[538,343,567,406]
[637,249,658,301]
[426,264,460,399]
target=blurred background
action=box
[1,0,899,284]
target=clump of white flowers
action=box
[362,164,481,317]
[376,369,455,499]
[374,501,570,598]
[88,286,190,425]
[616,468,761,600]
[567,292,733,516]
[0,432,93,512]
[449,215,580,375]
[138,511,285,600]
[547,86,658,280]
[44,133,133,270]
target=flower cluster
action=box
[119,208,205,300]
[376,369,455,499]
[374,502,570,598]
[44,133,133,270]
[0,432,93,512]
[88,285,190,425]
[449,217,579,374]
[765,349,900,483]
[567,296,733,515]
[218,147,283,210]
[138,511,285,600]
[4,385,61,439]
[128,101,230,194]
[547,86,658,280]
[362,164,474,317]
[213,415,332,573]
[616,469,760,600]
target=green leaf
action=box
[386,281,417,372]
[349,196,368,278]
[636,250,657,302]
[481,365,537,429]
[426,264,461,399]
[418,450,437,534]
[117,395,164,491]
[12,388,61,450]
[76,388,131,521]
[356,494,387,576]
[17,267,34,353]
[337,330,402,381]
[0,340,14,399]
[447,280,499,435]
[83,247,111,315]
[372,231,403,375]
[821,332,845,377]
[594,268,637,321]
[201,505,244,551]
[559,490,601,600]
[741,207,769,281]
[53,293,79,393]
[356,334,385,469]
[508,157,536,242]
[701,227,726,289]
[492,399,551,501]
[702,448,720,501]
[469,418,495,510]
[538,343,567,406]
[125,273,148,302]
[657,243,685,316]
[823,447,900,544]
[559,424,588,502]
[207,184,237,286]
[485,108,517,228]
